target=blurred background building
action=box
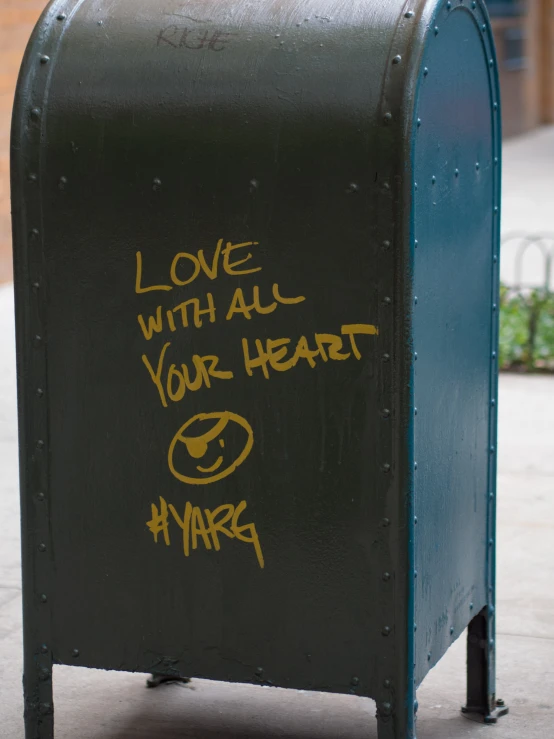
[0,0,553,283]
[489,0,554,136]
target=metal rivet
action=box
[382,240,391,249]
[489,639,495,648]
[431,175,436,184]
[489,604,495,615]
[382,626,391,637]
[38,543,46,552]
[250,179,259,191]
[347,182,359,194]
[455,168,459,177]
[472,0,477,7]
[434,26,439,35]
[382,353,390,362]
[414,239,418,248]
[493,102,498,111]
[414,570,418,578]
[494,157,498,165]
[383,679,392,689]
[489,492,494,500]
[30,108,41,121]
[382,518,391,527]
[36,440,45,450]
[470,602,474,610]
[383,112,392,124]
[392,55,402,65]
[414,352,418,360]
[482,24,487,32]
[97,20,104,26]
[72,649,80,658]
[40,644,49,654]
[40,593,47,602]
[489,59,494,68]
[382,572,391,581]
[414,296,418,305]
[423,67,428,77]
[491,399,496,406]
[405,11,414,18]
[32,282,40,291]
[383,297,392,305]
[450,627,454,636]
[37,388,44,397]
[414,700,419,713]
[417,118,422,128]
[381,702,392,716]
[153,178,162,191]
[57,13,67,21]
[414,516,418,524]
[446,1,452,8]
[382,463,391,473]
[415,182,418,190]
[381,409,391,419]
[492,303,497,312]
[492,352,497,359]
[427,652,431,661]
[351,676,359,686]
[383,181,390,191]
[28,173,38,183]
[476,162,480,170]
[493,255,498,263]
[58,176,68,190]
[255,667,264,677]
[414,462,418,470]
[414,623,417,631]
[414,407,418,415]
[40,56,50,65]
[37,492,45,501]
[489,539,494,546]
[30,228,40,238]
[490,446,495,454]
[34,335,42,345]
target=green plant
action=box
[499,285,554,371]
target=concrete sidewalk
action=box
[0,280,553,738]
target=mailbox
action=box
[12,1,506,737]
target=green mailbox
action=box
[12,1,506,737]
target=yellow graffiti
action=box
[147,496,264,569]
[242,323,379,379]
[226,284,306,322]
[135,240,261,294]
[168,411,254,485]
[142,344,234,408]
[137,284,304,341]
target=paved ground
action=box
[0,279,552,738]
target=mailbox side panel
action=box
[411,2,501,686]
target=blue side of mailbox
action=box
[411,1,501,689]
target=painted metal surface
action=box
[11,1,503,737]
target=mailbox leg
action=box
[23,656,54,739]
[376,700,416,739]
[462,607,508,724]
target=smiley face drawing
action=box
[168,411,254,486]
